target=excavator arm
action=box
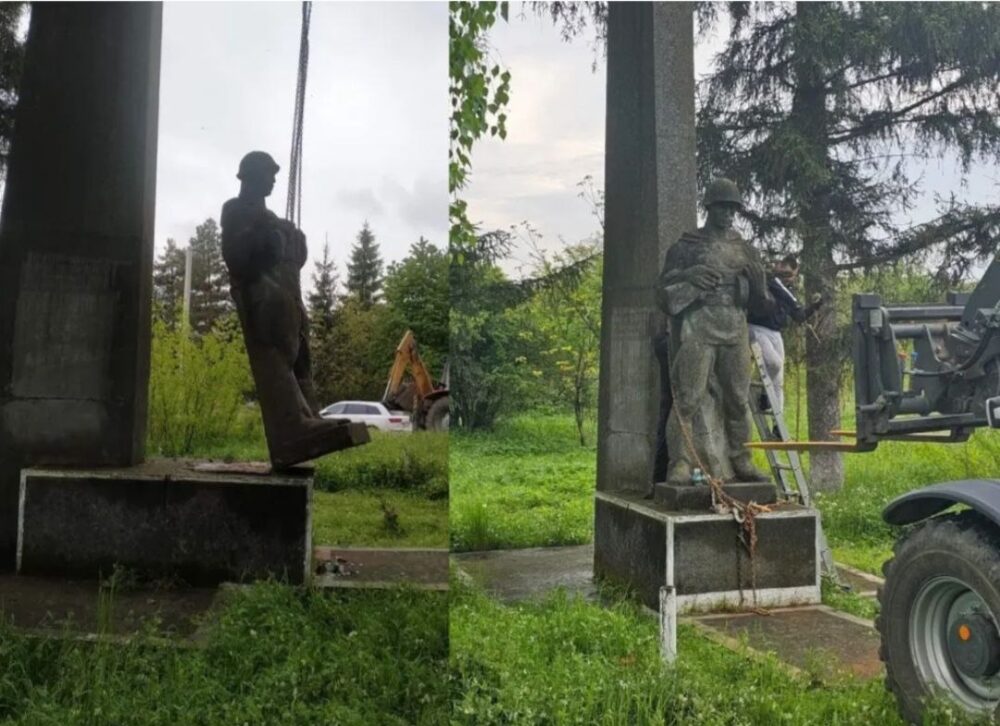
[383,330,437,410]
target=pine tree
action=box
[188,218,232,334]
[699,2,1000,491]
[152,237,187,328]
[346,221,384,307]
[307,242,340,405]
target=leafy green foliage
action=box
[320,297,398,403]
[383,238,450,371]
[146,315,257,457]
[449,1,511,255]
[512,242,602,445]
[0,585,448,725]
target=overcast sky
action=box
[156,2,447,284]
[466,4,1000,279]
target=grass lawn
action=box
[0,584,448,725]
[451,405,1000,576]
[313,490,447,548]
[451,579,988,726]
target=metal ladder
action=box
[749,341,843,586]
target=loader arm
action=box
[382,330,437,410]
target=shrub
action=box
[313,431,448,499]
[147,316,259,456]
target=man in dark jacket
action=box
[747,255,821,417]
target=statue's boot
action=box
[244,340,369,469]
[729,453,769,482]
[666,459,692,486]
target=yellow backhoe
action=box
[382,330,449,431]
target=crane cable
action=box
[286,1,311,226]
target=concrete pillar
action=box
[596,2,697,494]
[0,4,162,568]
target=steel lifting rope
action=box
[286,1,311,227]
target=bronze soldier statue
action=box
[657,178,771,485]
[221,151,368,469]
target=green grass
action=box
[193,429,448,499]
[450,416,595,552]
[450,579,991,726]
[451,409,1000,578]
[0,583,448,725]
[188,429,449,549]
[313,490,447,548]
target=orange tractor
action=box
[382,330,449,431]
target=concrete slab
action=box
[836,563,883,598]
[692,605,883,680]
[0,573,220,640]
[654,481,778,510]
[313,547,448,591]
[452,545,597,603]
[18,459,312,585]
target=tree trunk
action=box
[793,1,843,492]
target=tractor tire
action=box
[425,396,449,432]
[877,510,1000,723]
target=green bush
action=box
[147,316,259,456]
[313,431,448,499]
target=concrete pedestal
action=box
[17,460,311,585]
[594,490,820,612]
[654,481,778,510]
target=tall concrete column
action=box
[0,4,162,567]
[596,2,697,493]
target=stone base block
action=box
[17,459,312,585]
[594,489,820,612]
[654,481,777,510]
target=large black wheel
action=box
[425,396,449,432]
[878,510,1000,723]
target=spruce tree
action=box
[188,218,232,334]
[346,221,384,307]
[307,242,340,405]
[699,2,1000,491]
[152,237,186,327]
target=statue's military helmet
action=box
[703,178,743,209]
[237,151,280,181]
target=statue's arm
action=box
[657,244,704,316]
[221,201,279,279]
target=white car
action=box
[319,401,412,432]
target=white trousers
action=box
[749,324,785,414]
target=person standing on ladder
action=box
[747,255,822,420]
